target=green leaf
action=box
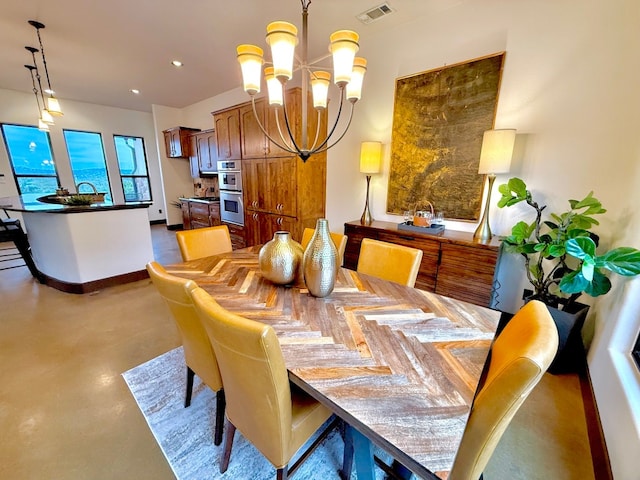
[508,177,527,197]
[581,257,595,281]
[548,244,566,257]
[600,247,640,276]
[584,270,612,297]
[566,237,597,259]
[559,270,590,294]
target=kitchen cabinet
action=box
[245,210,296,245]
[223,221,246,250]
[213,108,241,160]
[180,199,221,231]
[163,126,200,158]
[343,220,501,307]
[196,129,217,173]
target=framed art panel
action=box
[387,52,505,221]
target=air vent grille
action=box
[357,2,395,24]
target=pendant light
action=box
[28,20,63,117]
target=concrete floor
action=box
[0,224,597,479]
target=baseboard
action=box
[42,269,149,294]
[579,358,614,480]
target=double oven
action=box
[218,160,244,226]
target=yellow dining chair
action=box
[146,261,225,445]
[356,238,423,287]
[188,285,339,480]
[448,299,559,480]
[300,227,348,267]
[175,225,232,262]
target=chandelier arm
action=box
[251,97,297,154]
[307,86,346,153]
[303,102,355,157]
[280,89,305,156]
[308,110,322,151]
[274,109,297,151]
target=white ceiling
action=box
[0,0,463,112]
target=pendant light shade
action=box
[46,96,63,116]
[346,57,367,101]
[237,44,264,95]
[329,30,359,86]
[311,71,331,109]
[264,67,283,106]
[265,21,298,81]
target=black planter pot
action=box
[499,292,590,375]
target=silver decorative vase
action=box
[303,219,338,297]
[259,231,303,285]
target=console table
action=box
[344,220,501,307]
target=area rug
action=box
[123,347,387,480]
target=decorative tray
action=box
[397,222,445,235]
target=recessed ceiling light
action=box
[171,60,183,67]
[130,89,140,94]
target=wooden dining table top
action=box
[166,246,500,479]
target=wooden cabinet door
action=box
[208,202,221,226]
[240,100,267,159]
[181,200,191,230]
[197,131,217,172]
[271,214,296,237]
[435,243,498,307]
[243,159,269,211]
[214,109,241,160]
[267,156,296,217]
[188,135,200,178]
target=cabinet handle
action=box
[399,235,415,241]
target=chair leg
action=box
[220,418,236,474]
[214,389,226,446]
[184,367,195,408]
[276,467,288,480]
[14,234,44,283]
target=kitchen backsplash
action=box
[193,175,219,197]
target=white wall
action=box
[175,0,640,476]
[0,89,166,222]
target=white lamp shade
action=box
[264,67,283,106]
[311,71,331,109]
[46,97,63,116]
[266,21,298,81]
[346,57,367,101]
[360,141,382,174]
[330,30,359,85]
[41,109,54,125]
[477,129,516,174]
[38,118,50,131]
[237,44,264,95]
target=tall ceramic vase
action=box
[303,219,338,297]
[259,231,304,285]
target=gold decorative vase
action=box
[303,218,338,297]
[259,231,304,285]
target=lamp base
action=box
[473,174,496,242]
[360,175,373,225]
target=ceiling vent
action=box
[357,2,396,25]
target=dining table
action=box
[166,245,500,479]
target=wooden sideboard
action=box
[344,220,501,307]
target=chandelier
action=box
[25,20,63,131]
[236,0,366,161]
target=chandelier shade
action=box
[236,0,366,161]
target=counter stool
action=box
[0,215,44,282]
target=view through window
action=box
[63,129,112,201]
[0,123,60,194]
[114,135,152,202]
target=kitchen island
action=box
[1,194,154,293]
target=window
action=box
[0,123,60,194]
[63,129,112,201]
[114,135,152,202]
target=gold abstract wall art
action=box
[387,52,505,221]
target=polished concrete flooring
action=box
[0,224,598,479]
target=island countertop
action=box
[0,194,152,214]
[1,194,154,293]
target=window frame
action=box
[113,134,153,203]
[0,122,61,195]
[62,128,113,200]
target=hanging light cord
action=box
[29,21,55,94]
[25,65,42,115]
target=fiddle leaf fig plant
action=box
[497,177,640,308]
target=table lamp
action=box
[473,129,516,241]
[359,141,382,225]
